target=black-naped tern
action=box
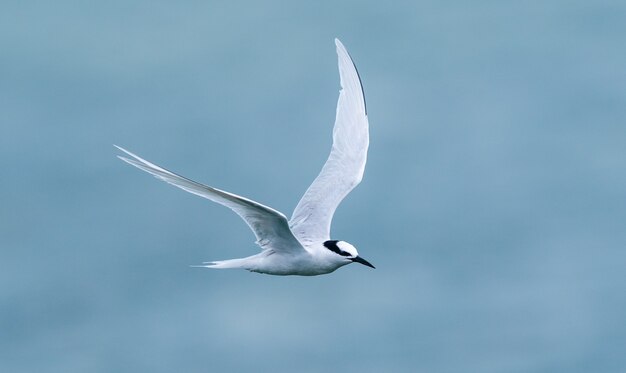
[116,39,373,276]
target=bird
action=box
[116,38,373,276]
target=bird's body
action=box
[116,39,374,276]
[210,247,345,276]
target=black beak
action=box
[351,256,375,269]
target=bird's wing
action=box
[115,146,305,254]
[289,39,369,245]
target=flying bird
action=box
[116,39,373,275]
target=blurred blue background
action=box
[1,1,625,372]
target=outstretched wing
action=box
[289,39,369,245]
[115,146,304,254]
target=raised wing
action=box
[289,39,369,245]
[115,146,304,254]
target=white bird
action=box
[116,39,373,276]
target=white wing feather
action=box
[115,145,304,254]
[289,39,369,245]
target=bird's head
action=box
[323,240,375,269]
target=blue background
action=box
[2,1,625,372]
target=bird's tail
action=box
[191,257,252,270]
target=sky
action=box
[1,1,625,372]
